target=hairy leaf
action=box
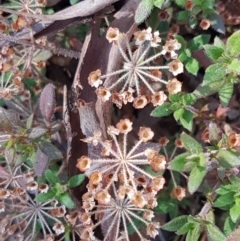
[188,166,207,194]
[205,222,226,241]
[161,215,188,231]
[134,0,155,24]
[58,193,75,209]
[68,174,85,188]
[35,189,56,202]
[203,63,226,84]
[227,30,240,57]
[151,102,173,117]
[188,34,210,51]
[219,82,233,107]
[169,153,188,172]
[216,149,240,168]
[204,45,224,61]
[181,133,202,153]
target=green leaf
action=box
[169,93,182,103]
[58,193,75,209]
[188,34,210,51]
[154,200,175,213]
[161,215,188,231]
[214,36,225,49]
[181,133,202,153]
[35,189,56,202]
[175,35,186,49]
[134,0,155,24]
[228,59,240,75]
[190,79,225,100]
[154,0,164,8]
[68,174,85,188]
[204,45,224,62]
[230,204,240,223]
[179,110,193,131]
[174,0,185,7]
[186,225,201,241]
[175,10,190,22]
[185,58,199,75]
[151,102,173,117]
[219,82,233,107]
[44,169,58,185]
[205,222,226,241]
[176,222,193,235]
[214,192,235,208]
[227,30,240,57]
[203,63,226,84]
[188,166,207,194]
[169,153,188,172]
[224,216,238,236]
[173,108,184,121]
[216,149,240,168]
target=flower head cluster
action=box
[88,27,183,108]
[76,119,166,240]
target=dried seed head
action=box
[53,222,65,235]
[133,95,148,109]
[106,27,120,43]
[131,192,147,208]
[201,130,209,143]
[138,127,154,142]
[174,138,183,148]
[151,176,166,191]
[116,119,133,134]
[147,197,158,209]
[88,69,102,88]
[158,10,169,21]
[95,190,111,205]
[121,88,134,104]
[167,78,182,94]
[227,133,240,148]
[134,27,152,45]
[38,183,49,193]
[89,171,102,185]
[170,24,180,35]
[168,61,184,76]
[79,213,92,225]
[149,155,166,172]
[185,0,193,10]
[158,137,169,147]
[112,92,123,108]
[151,91,167,107]
[95,87,111,102]
[26,181,38,191]
[0,189,10,199]
[37,60,46,68]
[171,186,186,201]
[76,156,91,172]
[200,19,211,30]
[143,210,154,221]
[162,39,181,59]
[147,222,160,238]
[216,2,225,12]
